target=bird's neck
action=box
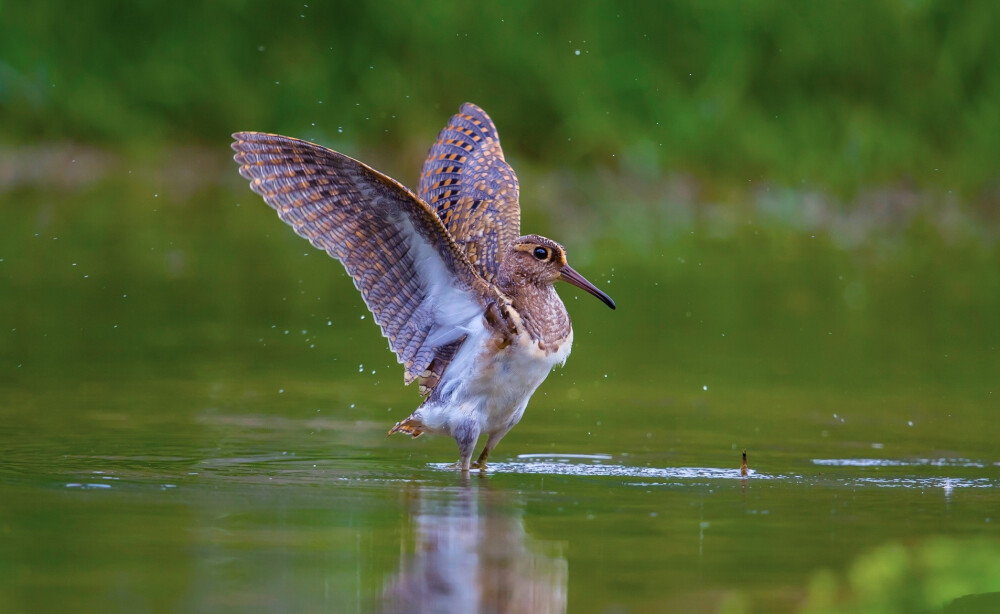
[497,276,571,348]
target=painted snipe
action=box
[231,103,615,471]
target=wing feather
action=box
[418,103,521,283]
[232,132,496,386]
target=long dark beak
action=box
[559,264,616,310]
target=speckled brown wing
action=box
[418,103,520,284]
[232,132,496,386]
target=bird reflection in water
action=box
[379,479,567,614]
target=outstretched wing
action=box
[232,132,496,387]
[418,103,520,284]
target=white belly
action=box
[420,328,573,436]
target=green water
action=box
[1,176,998,614]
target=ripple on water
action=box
[429,460,762,480]
[516,453,614,461]
[427,456,999,490]
[811,457,998,490]
[852,477,994,489]
[812,457,987,468]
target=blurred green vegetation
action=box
[1,1,999,200]
[800,538,1000,614]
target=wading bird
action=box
[232,103,615,470]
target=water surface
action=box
[1,178,998,613]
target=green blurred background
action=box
[2,2,999,613]
[3,0,999,198]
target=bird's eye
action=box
[533,247,549,260]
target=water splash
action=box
[812,457,986,468]
[429,461,763,480]
[852,477,993,489]
[516,453,613,461]
[426,455,999,490]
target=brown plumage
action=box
[231,131,497,385]
[418,103,520,284]
[232,103,615,471]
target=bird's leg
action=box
[452,418,481,472]
[470,431,507,470]
[470,448,489,470]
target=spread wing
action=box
[418,103,520,284]
[232,132,497,387]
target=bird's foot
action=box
[445,463,487,474]
[472,448,490,471]
[387,417,425,438]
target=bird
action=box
[231,102,615,471]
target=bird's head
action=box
[502,235,615,309]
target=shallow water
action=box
[1,180,999,613]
